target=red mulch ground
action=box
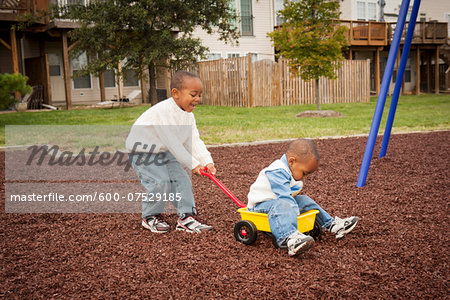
[1,131,449,298]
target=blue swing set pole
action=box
[379,0,421,158]
[356,0,411,188]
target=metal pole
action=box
[356,0,411,188]
[379,0,421,158]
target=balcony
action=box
[341,20,448,47]
[388,21,448,45]
[341,20,388,46]
[0,0,48,23]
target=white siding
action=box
[193,0,275,61]
[384,0,450,24]
[340,0,354,20]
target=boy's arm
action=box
[191,119,214,167]
[265,169,296,203]
[153,124,201,170]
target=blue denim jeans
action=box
[128,152,196,219]
[248,195,334,246]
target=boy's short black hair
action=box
[170,71,200,91]
[286,139,320,162]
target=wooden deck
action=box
[341,20,388,46]
[341,20,448,47]
[0,0,48,23]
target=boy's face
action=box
[172,77,202,112]
[288,155,318,181]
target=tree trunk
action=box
[148,63,158,105]
[315,78,321,110]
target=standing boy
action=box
[126,71,215,233]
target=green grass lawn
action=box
[1,94,449,145]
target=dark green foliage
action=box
[0,73,33,110]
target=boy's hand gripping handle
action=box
[199,168,246,208]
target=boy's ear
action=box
[171,88,179,98]
[287,155,296,166]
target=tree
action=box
[56,0,239,104]
[0,73,33,110]
[268,0,348,110]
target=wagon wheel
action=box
[305,219,322,241]
[234,220,257,245]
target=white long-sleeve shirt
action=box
[125,97,213,170]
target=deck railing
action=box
[0,0,48,22]
[388,21,448,44]
[340,20,388,46]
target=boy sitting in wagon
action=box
[247,139,359,256]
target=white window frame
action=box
[274,0,285,26]
[71,52,93,90]
[227,52,240,59]
[355,0,378,21]
[48,53,61,77]
[206,52,222,61]
[238,0,254,36]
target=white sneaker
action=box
[286,231,315,256]
[176,215,213,233]
[328,216,359,239]
[142,215,170,233]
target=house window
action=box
[405,58,411,83]
[392,70,411,83]
[227,53,240,59]
[356,1,377,21]
[357,1,366,20]
[48,53,61,76]
[121,58,139,87]
[419,13,426,22]
[368,2,376,21]
[229,0,238,30]
[274,0,284,26]
[404,70,411,83]
[240,0,253,36]
[123,69,139,87]
[104,69,116,88]
[71,52,91,89]
[207,53,222,60]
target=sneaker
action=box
[176,215,213,233]
[142,215,170,233]
[328,216,359,239]
[286,231,315,256]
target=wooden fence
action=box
[195,56,370,107]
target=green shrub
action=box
[0,73,33,110]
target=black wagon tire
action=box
[305,219,322,241]
[234,220,258,245]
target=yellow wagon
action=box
[200,169,322,248]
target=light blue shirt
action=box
[265,154,303,204]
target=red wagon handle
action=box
[199,168,247,208]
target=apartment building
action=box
[0,0,146,108]
[0,0,448,109]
